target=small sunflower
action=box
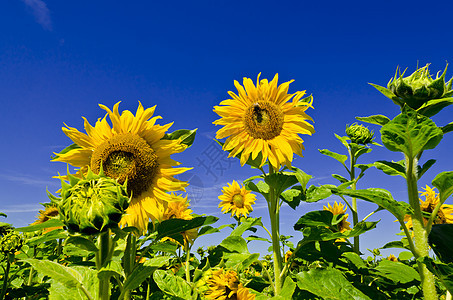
[31,204,62,233]
[161,194,198,246]
[213,73,314,170]
[386,254,398,262]
[205,269,239,300]
[323,201,352,233]
[218,181,256,218]
[405,186,453,230]
[53,102,190,234]
[237,283,256,300]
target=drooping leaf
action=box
[332,174,348,183]
[149,240,178,254]
[417,97,453,117]
[26,229,68,246]
[428,224,453,264]
[292,167,313,190]
[294,210,343,230]
[220,236,249,254]
[369,83,402,106]
[264,172,299,196]
[15,219,65,232]
[380,107,443,158]
[296,267,371,300]
[304,185,334,202]
[280,186,304,209]
[356,114,391,126]
[330,187,413,222]
[318,149,348,165]
[279,276,296,299]
[381,240,411,251]
[245,180,269,200]
[230,217,263,236]
[441,122,453,134]
[432,171,453,203]
[51,143,82,160]
[367,160,406,178]
[153,270,192,299]
[123,257,171,292]
[65,236,98,252]
[162,128,197,147]
[298,221,378,243]
[156,217,207,241]
[373,259,420,284]
[341,252,367,271]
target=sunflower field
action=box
[1,64,453,300]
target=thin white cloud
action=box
[1,204,42,213]
[0,173,57,187]
[22,0,52,30]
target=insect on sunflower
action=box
[213,73,314,170]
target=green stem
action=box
[405,155,437,300]
[257,259,275,293]
[184,243,191,284]
[0,255,11,300]
[267,166,283,296]
[348,146,360,254]
[97,231,112,300]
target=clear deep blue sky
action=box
[1,0,452,256]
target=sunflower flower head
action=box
[57,167,130,235]
[53,102,191,234]
[237,283,256,300]
[31,203,62,233]
[218,181,256,218]
[161,194,198,246]
[213,73,315,170]
[205,269,239,300]
[404,186,453,229]
[387,63,452,110]
[323,201,352,233]
[386,254,398,262]
[345,123,374,145]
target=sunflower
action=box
[31,204,62,233]
[161,194,198,246]
[323,202,352,233]
[218,181,256,218]
[53,102,190,234]
[237,283,256,300]
[205,269,239,300]
[213,73,314,170]
[386,254,398,262]
[404,186,453,230]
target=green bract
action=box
[0,231,23,254]
[58,168,130,235]
[346,123,374,145]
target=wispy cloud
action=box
[0,173,57,187]
[22,0,52,31]
[1,204,42,213]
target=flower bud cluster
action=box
[346,123,374,145]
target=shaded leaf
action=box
[368,160,406,178]
[417,97,453,117]
[65,236,98,252]
[231,217,263,237]
[432,171,453,203]
[419,257,453,294]
[123,257,171,291]
[265,172,299,196]
[220,236,249,254]
[441,122,453,134]
[373,259,420,284]
[162,129,197,147]
[418,159,436,179]
[296,267,371,300]
[153,269,192,299]
[15,219,64,232]
[280,186,304,209]
[428,224,453,264]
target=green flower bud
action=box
[58,167,130,235]
[0,231,23,254]
[346,123,374,145]
[387,64,452,109]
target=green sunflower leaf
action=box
[156,217,206,242]
[418,159,436,179]
[230,217,263,237]
[162,128,197,147]
[64,236,98,252]
[417,97,453,117]
[380,106,443,158]
[428,224,453,264]
[15,219,64,232]
[220,236,249,254]
[367,160,406,178]
[123,257,171,292]
[280,186,304,209]
[304,185,334,202]
[432,171,453,203]
[318,149,348,165]
[153,270,192,299]
[373,259,420,284]
[296,267,371,300]
[330,187,413,222]
[356,114,391,126]
[264,171,299,196]
[297,221,378,243]
[441,122,453,134]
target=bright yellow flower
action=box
[213,73,314,170]
[323,201,352,233]
[31,204,62,233]
[237,283,256,300]
[405,186,453,230]
[218,181,256,218]
[386,254,398,262]
[53,102,190,234]
[205,269,239,300]
[161,194,198,246]
[284,250,293,263]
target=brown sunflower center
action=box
[243,101,284,140]
[90,133,159,198]
[232,194,244,208]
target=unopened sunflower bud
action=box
[0,231,23,254]
[346,123,374,145]
[387,64,452,109]
[58,168,130,235]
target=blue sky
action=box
[1,0,452,257]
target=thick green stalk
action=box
[0,255,11,300]
[97,231,112,300]
[267,166,283,296]
[405,155,437,300]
